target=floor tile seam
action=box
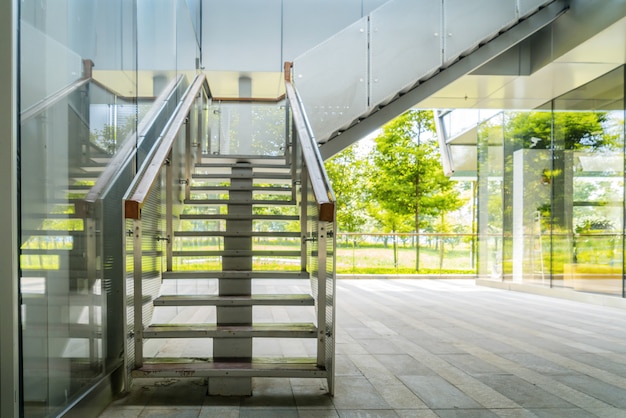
[359,285,626,390]
[337,356,430,409]
[344,290,625,412]
[337,294,525,411]
[456,346,624,413]
[434,312,626,390]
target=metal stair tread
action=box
[183,198,295,205]
[154,294,314,306]
[192,172,291,178]
[172,250,301,257]
[162,270,308,279]
[179,214,298,220]
[132,357,326,378]
[143,323,317,338]
[190,185,291,192]
[174,230,300,237]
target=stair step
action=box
[192,173,291,180]
[200,156,286,164]
[190,185,291,193]
[162,270,308,280]
[174,231,300,238]
[172,250,301,257]
[143,323,317,338]
[195,162,289,169]
[132,357,326,378]
[179,214,298,221]
[154,294,314,306]
[183,199,294,205]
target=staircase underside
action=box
[317,0,568,159]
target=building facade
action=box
[2,0,626,417]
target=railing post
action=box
[166,151,174,272]
[317,222,328,367]
[133,220,144,368]
[300,170,309,273]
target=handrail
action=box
[284,63,335,222]
[20,59,94,122]
[80,74,186,213]
[125,74,208,219]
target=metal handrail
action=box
[284,63,335,222]
[124,74,208,219]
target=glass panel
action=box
[369,0,442,106]
[477,113,505,280]
[208,101,287,156]
[292,17,368,142]
[505,108,552,285]
[443,0,517,64]
[19,1,137,416]
[552,67,624,296]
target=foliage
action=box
[368,110,466,233]
[506,111,616,150]
[325,146,370,233]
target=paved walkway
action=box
[99,279,626,417]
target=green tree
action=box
[325,145,370,235]
[369,109,466,271]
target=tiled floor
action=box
[98,279,626,417]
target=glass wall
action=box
[18,1,201,416]
[478,67,625,297]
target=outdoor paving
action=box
[98,279,626,417]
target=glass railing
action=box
[336,233,477,275]
[292,0,556,143]
[208,100,287,157]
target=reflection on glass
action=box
[476,67,625,296]
[17,0,200,416]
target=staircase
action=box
[130,156,332,396]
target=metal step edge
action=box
[153,294,314,306]
[162,270,308,280]
[194,162,290,169]
[192,173,291,179]
[132,357,326,378]
[183,199,295,205]
[179,214,298,220]
[21,230,86,236]
[143,323,317,338]
[173,231,300,238]
[189,186,291,192]
[172,250,301,257]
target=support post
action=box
[0,0,20,416]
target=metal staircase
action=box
[122,74,336,396]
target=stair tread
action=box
[154,294,314,306]
[172,250,301,257]
[192,173,291,179]
[183,199,295,205]
[162,270,308,279]
[179,214,298,220]
[190,185,291,192]
[133,357,326,378]
[174,231,300,237]
[143,323,317,338]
